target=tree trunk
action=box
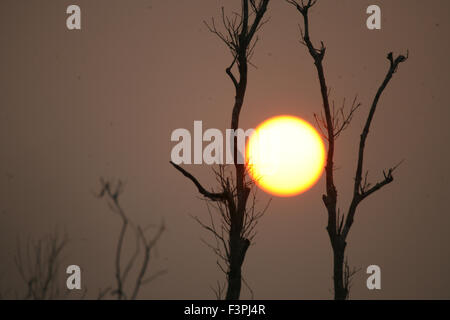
[333,240,347,300]
[225,236,249,300]
[226,261,242,300]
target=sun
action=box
[246,115,326,197]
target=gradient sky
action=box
[1,0,449,299]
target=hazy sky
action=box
[1,0,449,299]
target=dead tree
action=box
[286,0,407,299]
[170,0,270,300]
[96,178,166,300]
[14,231,68,300]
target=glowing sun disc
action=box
[246,115,325,197]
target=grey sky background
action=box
[1,0,449,299]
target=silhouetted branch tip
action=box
[170,161,228,201]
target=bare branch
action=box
[343,258,361,299]
[14,231,68,300]
[170,161,228,201]
[226,56,239,90]
[211,280,226,300]
[131,224,166,300]
[242,275,255,300]
[333,96,362,139]
[288,0,337,239]
[353,53,408,199]
[360,160,404,201]
[97,178,165,300]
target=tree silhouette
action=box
[170,0,270,300]
[286,0,408,299]
[3,178,165,300]
[13,231,69,300]
[96,178,166,300]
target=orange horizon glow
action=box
[246,115,326,197]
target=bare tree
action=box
[286,0,408,299]
[14,230,68,300]
[96,178,166,300]
[170,0,270,300]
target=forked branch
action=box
[353,52,409,201]
[97,178,166,300]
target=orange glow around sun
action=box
[246,115,326,197]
